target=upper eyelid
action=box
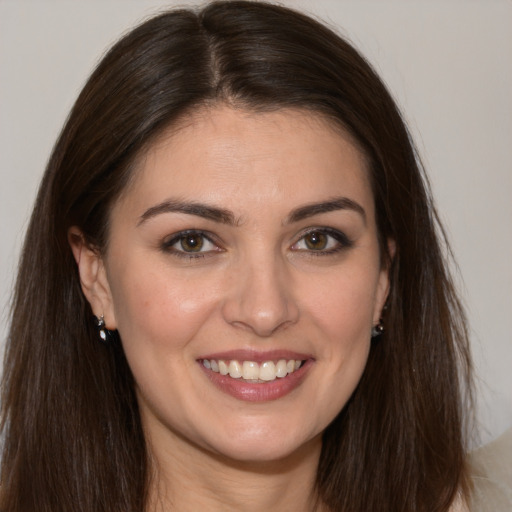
[164,229,218,244]
[291,227,353,250]
[160,233,217,256]
[161,231,222,259]
[293,226,349,240]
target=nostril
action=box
[219,256,301,333]
[234,303,298,335]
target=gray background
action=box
[1,0,511,447]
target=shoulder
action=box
[467,427,512,512]
[449,494,469,512]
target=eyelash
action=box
[291,227,353,256]
[161,227,353,259]
[161,230,221,259]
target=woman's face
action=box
[92,107,389,463]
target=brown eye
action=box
[163,230,220,257]
[291,228,352,255]
[304,231,328,250]
[180,234,204,252]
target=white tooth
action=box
[259,361,277,381]
[276,359,288,378]
[294,360,302,370]
[242,361,259,380]
[203,359,211,369]
[228,360,242,378]
[286,360,295,373]
[218,360,228,375]
[210,360,219,372]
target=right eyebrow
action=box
[137,199,237,227]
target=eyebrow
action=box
[138,199,237,226]
[138,196,366,226]
[286,197,366,224]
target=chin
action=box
[198,420,322,465]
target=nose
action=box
[221,255,300,337]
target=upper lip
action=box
[198,349,313,363]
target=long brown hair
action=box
[1,2,473,511]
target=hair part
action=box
[1,2,473,511]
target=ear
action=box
[373,238,395,324]
[68,227,117,330]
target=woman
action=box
[0,2,473,511]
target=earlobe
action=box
[68,227,117,330]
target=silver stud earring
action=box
[371,322,384,338]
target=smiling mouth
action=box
[201,359,304,383]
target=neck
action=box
[145,427,325,512]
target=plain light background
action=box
[0,0,511,447]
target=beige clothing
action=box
[469,427,512,512]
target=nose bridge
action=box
[222,248,299,337]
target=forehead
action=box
[114,106,374,220]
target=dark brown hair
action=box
[1,2,473,511]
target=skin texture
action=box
[70,107,391,511]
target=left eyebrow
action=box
[286,197,366,225]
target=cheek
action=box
[298,270,376,419]
[301,267,379,345]
[108,262,221,353]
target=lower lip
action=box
[198,360,313,402]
